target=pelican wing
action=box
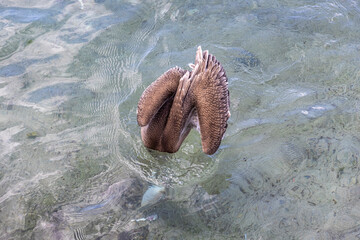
[161,71,195,153]
[137,67,186,126]
[192,47,230,155]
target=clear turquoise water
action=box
[1,0,360,239]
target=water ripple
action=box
[2,0,360,239]
[0,7,58,23]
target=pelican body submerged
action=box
[137,46,230,155]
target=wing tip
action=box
[202,143,219,155]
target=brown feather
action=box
[137,46,230,155]
[137,67,186,127]
[190,48,230,155]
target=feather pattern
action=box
[137,46,230,155]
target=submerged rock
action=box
[233,49,260,68]
[118,225,149,240]
[213,45,260,71]
[200,173,231,195]
[141,185,165,207]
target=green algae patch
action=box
[200,174,231,195]
[26,131,39,139]
[26,39,33,46]
[24,213,39,231]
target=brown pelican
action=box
[137,46,230,155]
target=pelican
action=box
[137,46,230,155]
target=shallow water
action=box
[1,0,360,239]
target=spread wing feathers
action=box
[140,96,173,150]
[137,67,186,127]
[191,47,230,155]
[161,71,196,153]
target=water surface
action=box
[1,0,360,239]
